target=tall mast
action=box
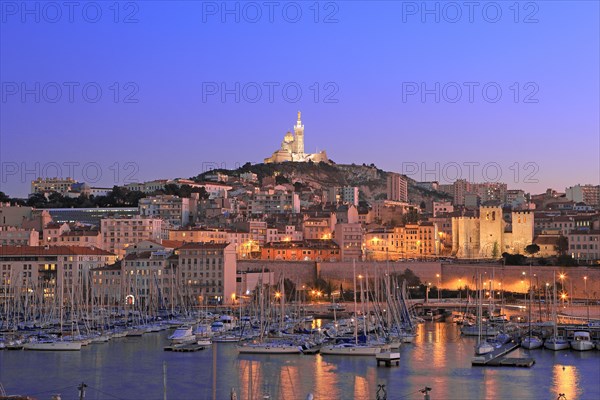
[353,260,358,344]
[552,270,557,337]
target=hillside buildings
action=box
[364,222,439,260]
[566,184,600,207]
[31,177,77,195]
[386,173,408,202]
[0,245,116,294]
[100,216,163,258]
[139,195,198,227]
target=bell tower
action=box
[293,111,304,154]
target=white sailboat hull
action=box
[461,325,499,336]
[24,341,82,351]
[237,344,301,354]
[212,335,240,343]
[90,335,110,343]
[544,337,570,351]
[521,336,543,349]
[475,342,494,355]
[320,344,382,356]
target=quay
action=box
[376,351,401,367]
[164,343,206,352]
[471,342,534,368]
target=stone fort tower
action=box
[451,206,535,258]
[478,206,503,257]
[506,210,534,254]
[452,216,480,258]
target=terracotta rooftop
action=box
[177,242,231,250]
[264,240,340,249]
[0,246,115,257]
[161,240,185,248]
[62,230,100,237]
[91,260,122,271]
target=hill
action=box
[193,162,451,204]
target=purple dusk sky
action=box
[1,1,598,197]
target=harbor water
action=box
[1,322,599,400]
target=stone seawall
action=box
[237,260,316,283]
[440,263,600,299]
[318,261,441,288]
[237,260,600,300]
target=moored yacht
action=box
[320,342,382,356]
[24,340,82,351]
[237,341,302,354]
[168,326,195,344]
[570,331,594,351]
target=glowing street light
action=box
[559,273,567,306]
[561,292,567,308]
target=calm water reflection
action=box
[1,323,599,400]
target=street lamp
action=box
[426,282,431,303]
[436,273,441,301]
[559,273,567,307]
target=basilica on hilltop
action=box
[264,112,329,164]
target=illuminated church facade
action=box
[264,112,329,164]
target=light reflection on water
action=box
[553,364,579,400]
[0,322,599,400]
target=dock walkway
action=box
[164,343,206,352]
[472,342,534,367]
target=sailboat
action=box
[321,261,382,356]
[474,274,494,355]
[544,272,570,351]
[238,273,302,354]
[24,280,81,351]
[520,265,543,350]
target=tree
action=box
[391,268,422,287]
[26,193,47,207]
[312,278,332,299]
[275,175,290,185]
[557,254,578,266]
[491,241,500,258]
[524,243,540,258]
[502,252,527,266]
[0,191,10,202]
[402,209,420,224]
[556,236,569,256]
